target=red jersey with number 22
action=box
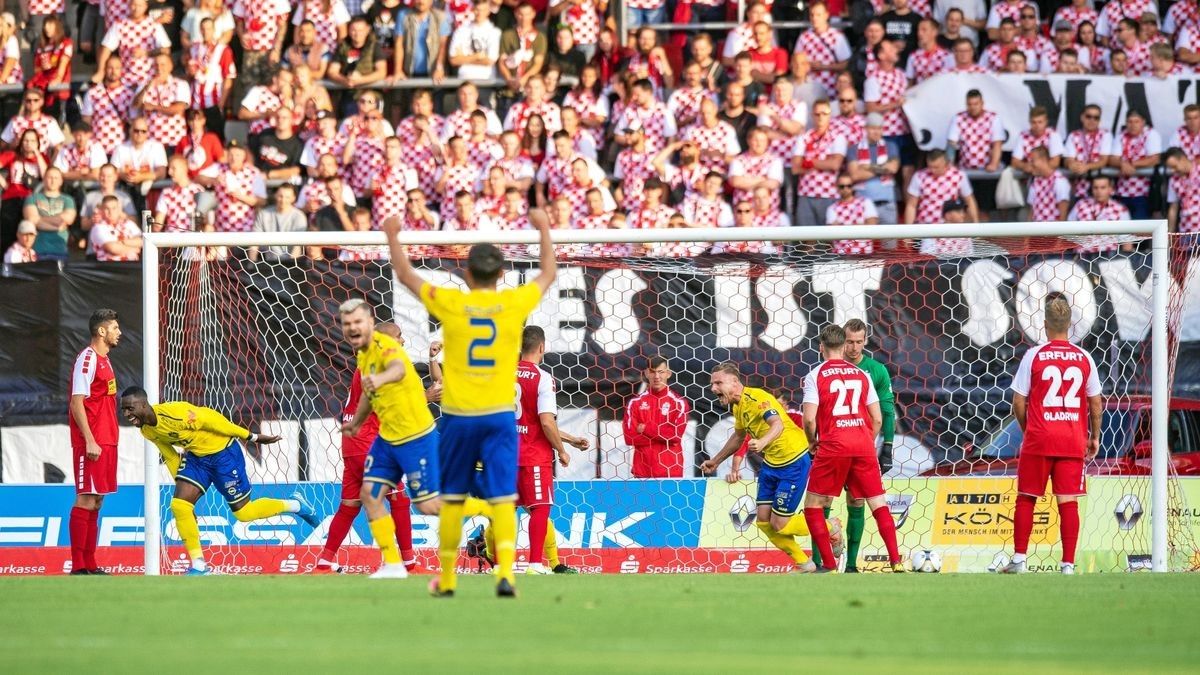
[516,360,557,466]
[69,346,118,448]
[341,370,380,458]
[1011,340,1102,458]
[802,359,879,457]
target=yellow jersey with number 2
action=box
[420,282,543,416]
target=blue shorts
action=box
[177,440,253,504]
[627,6,666,29]
[885,135,918,167]
[440,412,518,502]
[756,454,812,517]
[363,429,440,503]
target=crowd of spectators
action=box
[1,0,1199,266]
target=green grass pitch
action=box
[1,573,1195,673]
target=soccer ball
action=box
[909,549,943,573]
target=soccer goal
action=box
[140,220,1195,575]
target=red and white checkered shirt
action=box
[989,0,1034,27]
[554,0,603,45]
[155,182,207,232]
[1067,198,1131,251]
[948,110,1003,170]
[794,129,847,199]
[794,28,852,96]
[908,166,973,225]
[1053,6,1099,34]
[28,0,65,14]
[729,152,785,208]
[617,102,678,154]
[658,161,708,200]
[443,107,501,141]
[910,0,932,17]
[827,197,880,254]
[232,0,291,52]
[102,17,170,88]
[100,0,130,29]
[864,68,909,135]
[188,41,237,110]
[82,82,136,154]
[397,114,447,147]
[436,162,483,220]
[561,182,612,218]
[905,46,952,84]
[141,78,191,147]
[1,115,65,154]
[1098,0,1157,37]
[241,86,285,136]
[1118,39,1153,76]
[505,101,563,136]
[91,217,143,261]
[830,113,865,148]
[214,164,267,232]
[1015,34,1052,71]
[371,162,419,227]
[979,42,1013,72]
[0,36,21,84]
[347,135,387,198]
[466,137,503,169]
[1114,127,1162,197]
[537,152,595,199]
[667,87,716,128]
[297,179,335,211]
[488,156,536,186]
[615,148,655,211]
[54,141,108,174]
[724,24,758,60]
[759,101,806,161]
[563,89,610,148]
[294,0,350,51]
[1170,125,1200,160]
[683,121,741,173]
[1027,172,1071,222]
[625,51,671,92]
[629,203,674,231]
[1165,0,1199,35]
[1169,162,1200,233]
[300,133,347,174]
[1011,129,1065,163]
[1065,129,1115,197]
[681,194,731,229]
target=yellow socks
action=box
[232,498,288,522]
[369,517,402,565]
[757,521,810,565]
[544,521,560,568]
[437,501,465,592]
[461,497,492,519]
[170,498,204,563]
[490,501,517,584]
[777,514,811,537]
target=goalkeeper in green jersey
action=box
[810,318,897,573]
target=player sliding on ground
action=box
[801,325,905,573]
[809,318,898,573]
[999,295,1102,575]
[340,300,443,579]
[701,363,843,573]
[383,207,558,598]
[119,387,320,575]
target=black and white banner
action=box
[904,73,1200,151]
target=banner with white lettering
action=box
[903,73,1200,152]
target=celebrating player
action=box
[340,301,443,579]
[119,387,321,575]
[1000,295,1102,575]
[314,318,442,575]
[515,325,590,574]
[68,309,122,575]
[702,363,842,573]
[383,206,558,598]
[801,325,904,573]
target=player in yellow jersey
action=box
[383,208,557,598]
[339,299,442,579]
[700,363,842,573]
[119,387,320,575]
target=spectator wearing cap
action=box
[924,197,977,256]
[285,20,331,79]
[4,221,38,264]
[847,113,900,225]
[188,17,239,138]
[392,0,452,84]
[54,123,107,185]
[327,15,389,103]
[176,109,226,187]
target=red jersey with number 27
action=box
[1011,340,1102,458]
[516,360,557,466]
[69,346,119,448]
[802,359,879,457]
[341,370,380,458]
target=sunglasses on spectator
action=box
[837,183,854,188]
[736,208,752,214]
[1020,13,1036,19]
[1084,114,1100,120]
[132,128,149,133]
[839,98,855,103]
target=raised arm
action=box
[528,207,558,293]
[382,215,427,298]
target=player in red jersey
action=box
[68,308,122,575]
[801,324,904,573]
[1000,295,1102,575]
[516,325,589,574]
[313,312,443,574]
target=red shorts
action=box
[341,454,367,500]
[808,454,885,500]
[1017,455,1086,497]
[73,443,117,495]
[516,464,554,508]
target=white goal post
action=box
[141,220,1172,575]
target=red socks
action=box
[1059,500,1080,565]
[85,509,99,570]
[321,503,361,562]
[1014,494,1036,556]
[389,492,415,567]
[69,507,89,572]
[527,505,550,565]
[804,507,836,569]
[871,505,901,564]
